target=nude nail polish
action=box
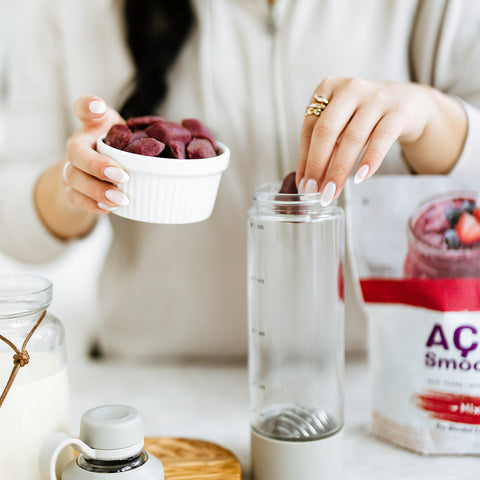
[320,181,336,207]
[98,202,118,211]
[354,164,369,184]
[105,189,129,206]
[89,100,106,115]
[304,179,318,194]
[104,167,129,183]
[298,178,306,193]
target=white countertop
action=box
[68,356,478,480]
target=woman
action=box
[1,0,479,358]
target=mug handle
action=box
[39,432,96,480]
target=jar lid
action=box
[80,405,144,451]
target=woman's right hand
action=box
[35,95,130,240]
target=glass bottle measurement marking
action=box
[251,328,265,337]
[249,221,264,230]
[252,380,266,391]
[250,275,264,285]
[250,272,265,337]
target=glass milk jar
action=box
[247,184,345,480]
[0,274,70,480]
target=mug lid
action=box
[80,405,144,451]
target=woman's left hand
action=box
[296,77,467,205]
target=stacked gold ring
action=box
[304,94,329,117]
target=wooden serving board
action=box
[144,437,242,480]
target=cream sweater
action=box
[1,0,480,358]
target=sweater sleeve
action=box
[410,0,480,178]
[0,0,72,263]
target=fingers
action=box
[63,117,130,214]
[299,91,358,195]
[59,96,130,215]
[74,95,106,122]
[296,88,334,189]
[356,113,403,180]
[64,186,116,214]
[63,163,129,213]
[296,78,408,206]
[316,103,384,197]
[66,137,129,183]
[73,95,124,137]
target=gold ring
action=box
[304,94,329,117]
[305,106,322,117]
[314,94,329,104]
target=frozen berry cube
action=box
[278,172,298,194]
[168,141,187,159]
[124,137,165,157]
[104,124,132,150]
[126,116,165,131]
[186,138,216,159]
[145,121,192,145]
[127,130,148,144]
[181,118,216,148]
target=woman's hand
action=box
[296,78,468,205]
[35,95,129,240]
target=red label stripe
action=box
[414,391,480,425]
[360,278,480,312]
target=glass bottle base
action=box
[251,427,344,480]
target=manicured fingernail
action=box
[354,164,369,184]
[98,202,118,211]
[89,100,106,115]
[105,189,129,206]
[62,162,71,183]
[104,166,129,183]
[298,178,305,193]
[304,178,318,194]
[321,181,336,206]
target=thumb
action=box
[73,95,124,132]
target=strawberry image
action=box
[455,211,480,245]
[473,208,480,223]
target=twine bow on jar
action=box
[0,310,46,408]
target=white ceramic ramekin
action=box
[97,134,230,224]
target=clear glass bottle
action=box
[0,274,70,480]
[247,184,345,480]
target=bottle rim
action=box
[252,182,343,217]
[0,274,53,319]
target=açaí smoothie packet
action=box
[346,175,480,454]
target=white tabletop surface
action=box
[68,356,478,480]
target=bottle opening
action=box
[252,183,340,218]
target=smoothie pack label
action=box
[346,175,480,455]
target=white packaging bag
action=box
[347,175,480,454]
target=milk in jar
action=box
[0,275,71,480]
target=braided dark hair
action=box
[120,0,194,119]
